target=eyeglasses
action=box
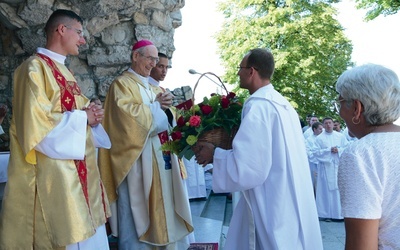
[139,53,159,64]
[237,66,259,71]
[64,25,84,38]
[334,98,345,113]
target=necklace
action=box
[142,85,154,104]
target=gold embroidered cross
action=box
[65,97,71,104]
[57,75,62,81]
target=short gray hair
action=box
[336,64,400,125]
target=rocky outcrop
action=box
[0,0,185,102]
[0,0,185,137]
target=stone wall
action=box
[0,0,185,100]
[0,0,186,140]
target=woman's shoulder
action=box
[345,132,400,157]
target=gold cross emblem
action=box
[65,97,71,104]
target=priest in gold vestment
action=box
[99,40,193,250]
[0,10,111,249]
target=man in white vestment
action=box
[99,40,193,250]
[303,115,320,139]
[193,48,323,250]
[315,117,348,220]
[302,114,312,132]
[305,121,324,194]
[333,120,344,133]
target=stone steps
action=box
[189,192,231,248]
[190,191,346,250]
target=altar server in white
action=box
[315,117,348,220]
[193,48,323,250]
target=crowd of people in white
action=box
[303,115,356,221]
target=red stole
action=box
[36,53,90,206]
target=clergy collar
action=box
[127,68,150,88]
[148,76,160,87]
[37,47,66,64]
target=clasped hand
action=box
[156,91,174,110]
[83,99,104,127]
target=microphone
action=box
[188,69,228,93]
[188,69,228,103]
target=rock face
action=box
[0,0,184,100]
[0,0,186,139]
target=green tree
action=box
[216,0,353,121]
[355,0,400,20]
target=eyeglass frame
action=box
[237,65,259,71]
[138,52,159,64]
[63,25,84,38]
[334,98,346,113]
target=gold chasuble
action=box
[98,71,193,247]
[0,54,110,249]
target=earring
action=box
[352,116,360,125]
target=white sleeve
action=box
[35,110,87,160]
[305,138,319,164]
[91,124,111,149]
[149,101,169,133]
[212,103,272,193]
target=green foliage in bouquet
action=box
[162,92,244,160]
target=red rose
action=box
[221,97,230,109]
[201,105,213,115]
[227,92,236,100]
[189,115,201,127]
[177,116,186,127]
[171,131,182,141]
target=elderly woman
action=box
[336,64,400,250]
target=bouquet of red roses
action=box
[162,92,244,160]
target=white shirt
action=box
[339,132,400,249]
